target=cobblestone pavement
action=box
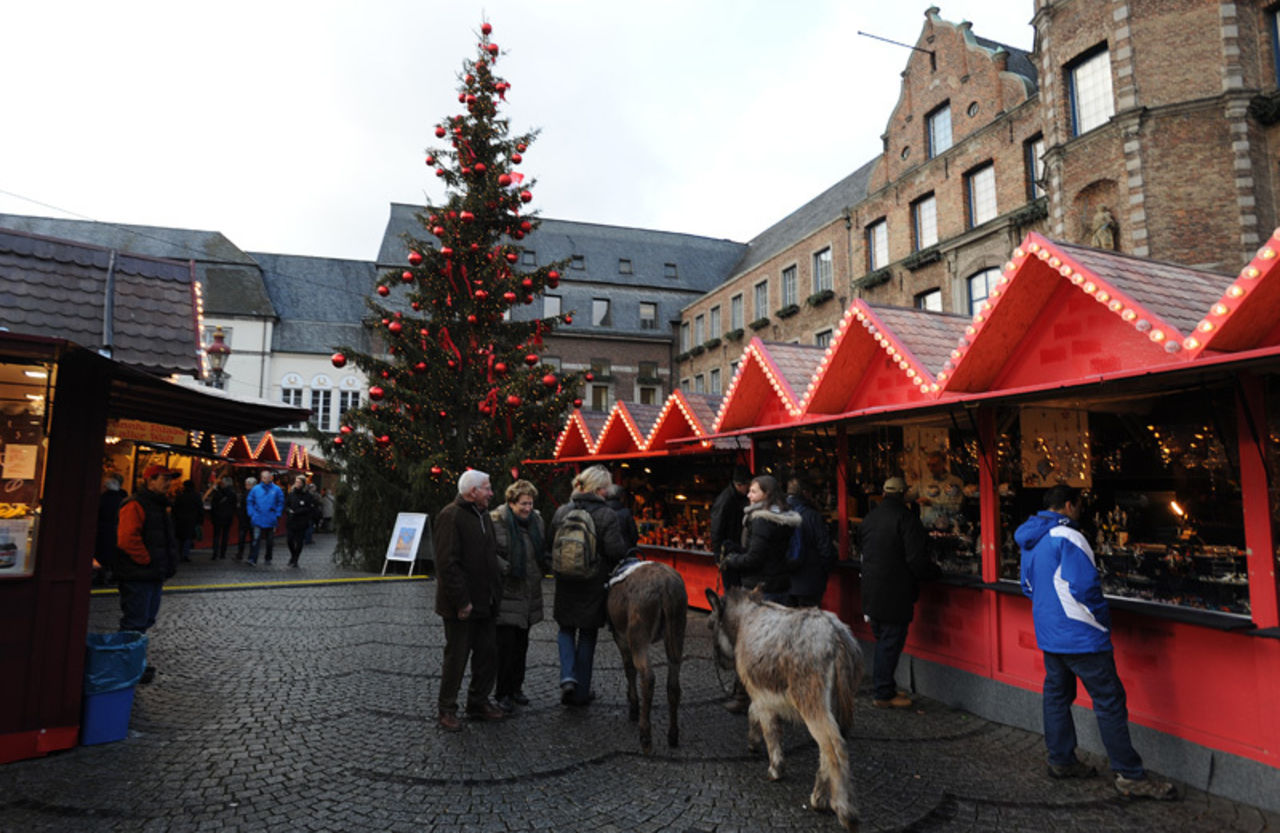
[2,535,1277,832]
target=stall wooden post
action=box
[977,407,999,585]
[836,424,850,560]
[1236,374,1279,629]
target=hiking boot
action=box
[722,695,750,714]
[1048,759,1097,779]
[437,712,462,732]
[1114,774,1177,800]
[465,701,506,722]
[872,693,913,709]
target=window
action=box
[543,356,562,372]
[1272,8,1280,85]
[967,163,997,227]
[680,378,690,393]
[571,255,585,270]
[754,280,768,318]
[521,250,536,266]
[913,194,938,250]
[663,262,678,278]
[730,360,739,377]
[968,267,1000,316]
[590,358,611,377]
[310,389,332,431]
[1025,135,1046,200]
[680,322,690,351]
[781,266,797,307]
[1068,47,1114,136]
[867,220,888,270]
[730,294,744,329]
[694,374,705,394]
[282,386,304,430]
[618,258,632,274]
[709,368,722,394]
[639,386,657,405]
[338,390,360,422]
[589,384,610,411]
[709,305,721,336]
[639,301,657,330]
[815,329,833,349]
[592,298,611,327]
[638,360,658,379]
[544,294,561,318]
[694,314,705,344]
[812,248,832,293]
[927,103,952,158]
[915,289,943,311]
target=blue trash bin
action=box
[82,631,148,745]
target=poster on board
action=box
[382,512,429,576]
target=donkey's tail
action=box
[661,566,689,661]
[831,622,864,733]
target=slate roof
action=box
[0,213,276,318]
[249,252,377,354]
[682,393,722,432]
[578,408,609,439]
[623,402,666,440]
[869,305,971,373]
[723,159,879,285]
[760,342,825,401]
[1056,241,1233,336]
[0,227,200,376]
[973,36,1038,89]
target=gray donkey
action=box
[705,586,864,832]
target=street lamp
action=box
[205,326,231,388]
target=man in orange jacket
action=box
[116,464,180,683]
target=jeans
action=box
[870,619,911,701]
[235,518,253,556]
[1042,650,1145,778]
[557,626,598,701]
[438,616,498,714]
[248,525,275,563]
[118,580,163,632]
[178,538,194,562]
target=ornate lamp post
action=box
[205,326,231,388]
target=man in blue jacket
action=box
[1017,485,1175,800]
[246,470,285,566]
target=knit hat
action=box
[882,477,907,494]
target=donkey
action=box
[705,586,863,832]
[606,560,687,754]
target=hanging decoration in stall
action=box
[1019,407,1092,488]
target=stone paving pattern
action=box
[1,535,1277,832]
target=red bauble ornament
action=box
[340,425,352,434]
[513,230,525,240]
[415,361,427,372]
[523,294,533,304]
[564,314,573,324]
[407,250,423,265]
[411,302,420,311]
[376,435,390,447]
[519,190,532,203]
[425,155,435,166]
[333,436,343,446]
[474,163,486,174]
[331,352,347,368]
[573,398,583,408]
[448,359,457,368]
[402,271,414,282]
[520,220,532,231]
[431,465,443,476]
[460,211,475,223]
[433,225,445,236]
[516,143,527,152]
[466,72,476,83]
[481,22,492,34]
[502,291,517,303]
[435,168,445,177]
[435,126,446,138]
[466,314,478,323]
[511,153,523,164]
[457,92,467,104]
[585,372,594,382]
[377,285,390,297]
[474,289,488,300]
[521,277,534,289]
[380,369,391,378]
[368,386,384,400]
[494,361,508,374]
[505,252,518,263]
[498,173,512,187]
[461,167,472,176]
[506,394,522,407]
[542,373,557,388]
[486,43,499,55]
[524,353,539,366]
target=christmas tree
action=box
[323,20,580,567]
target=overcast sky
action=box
[1,1,1035,262]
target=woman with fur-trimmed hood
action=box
[722,474,801,602]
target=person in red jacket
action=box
[116,464,180,684]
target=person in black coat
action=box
[785,474,835,607]
[723,474,802,601]
[94,473,127,585]
[171,479,203,564]
[550,465,628,707]
[709,465,752,586]
[604,484,639,553]
[284,475,319,568]
[858,477,938,709]
[235,475,256,560]
[204,476,238,560]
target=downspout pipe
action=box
[100,249,117,358]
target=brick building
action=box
[677,1,1280,388]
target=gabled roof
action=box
[800,302,967,414]
[286,443,311,471]
[713,339,823,431]
[0,227,201,377]
[1186,227,1280,356]
[249,251,376,355]
[221,435,255,459]
[552,409,603,459]
[646,391,723,451]
[253,433,282,463]
[593,402,651,455]
[938,233,1233,394]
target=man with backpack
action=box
[550,465,628,707]
[784,474,835,607]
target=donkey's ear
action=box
[704,588,722,615]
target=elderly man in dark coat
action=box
[858,476,938,709]
[434,469,505,731]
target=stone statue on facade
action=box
[1089,205,1118,250]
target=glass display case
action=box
[997,387,1249,617]
[0,360,50,580]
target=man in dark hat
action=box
[115,464,181,683]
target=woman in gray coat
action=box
[490,480,548,712]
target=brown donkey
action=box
[606,561,687,754]
[705,587,864,832]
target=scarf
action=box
[505,508,542,579]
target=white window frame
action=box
[967,163,998,227]
[694,313,705,344]
[781,266,797,307]
[309,388,332,431]
[814,329,833,349]
[1026,135,1046,200]
[927,103,952,158]
[812,248,833,293]
[709,367,722,394]
[680,322,690,351]
[544,294,562,318]
[867,220,888,271]
[709,305,721,336]
[1069,48,1114,136]
[913,194,938,250]
[968,267,1000,316]
[915,289,943,312]
[694,374,705,394]
[639,301,657,330]
[730,294,744,330]
[592,298,611,327]
[753,280,768,319]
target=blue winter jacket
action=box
[246,482,285,528]
[1016,510,1113,654]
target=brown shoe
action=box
[872,693,913,709]
[1114,774,1177,800]
[465,701,506,722]
[437,712,462,732]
